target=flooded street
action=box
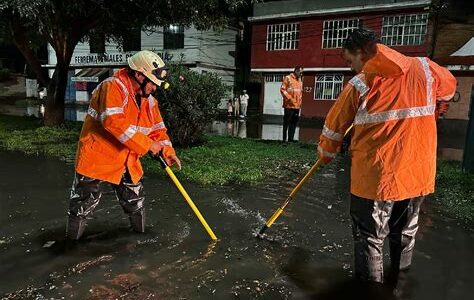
[1,150,473,299]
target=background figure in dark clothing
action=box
[280,66,303,142]
[283,108,300,142]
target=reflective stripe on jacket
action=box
[75,68,176,184]
[280,73,303,109]
[318,44,456,201]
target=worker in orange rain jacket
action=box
[67,50,181,240]
[280,66,303,142]
[317,29,456,283]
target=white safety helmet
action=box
[128,50,169,89]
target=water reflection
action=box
[65,106,87,121]
[210,119,315,143]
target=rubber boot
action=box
[66,214,87,240]
[129,209,145,233]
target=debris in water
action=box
[43,241,56,248]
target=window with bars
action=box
[266,23,300,51]
[322,19,360,49]
[264,74,285,82]
[314,74,344,100]
[381,14,428,46]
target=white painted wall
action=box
[45,26,236,104]
[263,82,284,115]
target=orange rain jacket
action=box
[75,68,176,184]
[318,44,456,201]
[280,73,303,109]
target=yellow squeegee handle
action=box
[152,153,217,241]
[258,124,353,235]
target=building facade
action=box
[43,25,237,117]
[249,0,434,118]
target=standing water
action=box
[0,151,472,299]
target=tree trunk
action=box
[43,43,75,126]
[43,60,70,126]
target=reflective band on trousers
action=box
[322,125,344,142]
[353,57,434,125]
[317,145,336,158]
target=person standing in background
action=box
[280,66,303,143]
[239,89,249,118]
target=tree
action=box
[0,0,253,126]
[156,64,227,147]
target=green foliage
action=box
[0,67,10,81]
[155,64,227,147]
[143,135,315,185]
[0,115,314,185]
[0,115,79,160]
[435,160,474,222]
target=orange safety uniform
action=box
[75,68,176,185]
[318,44,456,201]
[280,73,303,109]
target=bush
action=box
[154,64,228,147]
[0,68,11,82]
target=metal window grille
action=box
[266,23,300,51]
[264,74,285,82]
[322,19,360,49]
[314,74,344,100]
[381,14,428,46]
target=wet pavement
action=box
[1,150,473,299]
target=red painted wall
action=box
[251,8,433,118]
[251,8,431,69]
[300,74,353,118]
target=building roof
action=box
[436,37,474,70]
[451,37,474,56]
[250,0,431,22]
